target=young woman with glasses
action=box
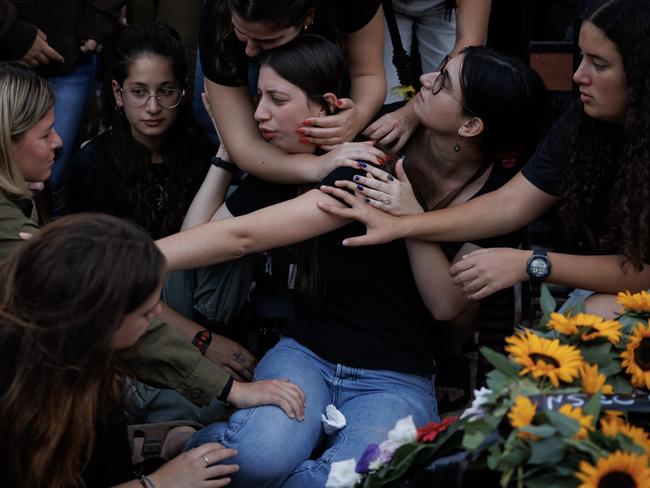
[319,0,650,319]
[156,40,549,487]
[65,22,211,240]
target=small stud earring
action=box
[453,137,461,153]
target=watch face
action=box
[529,257,549,277]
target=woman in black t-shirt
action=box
[320,0,650,319]
[0,214,236,488]
[197,0,386,185]
[158,36,549,487]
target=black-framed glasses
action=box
[120,86,185,109]
[431,55,477,116]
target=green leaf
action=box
[608,374,634,394]
[599,361,622,376]
[524,472,577,488]
[486,369,513,393]
[480,347,521,378]
[582,394,601,419]
[565,438,606,461]
[617,433,646,455]
[500,444,529,466]
[545,411,580,438]
[539,284,557,317]
[462,420,491,451]
[518,424,557,438]
[528,436,566,465]
[580,343,614,366]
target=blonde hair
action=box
[0,62,54,198]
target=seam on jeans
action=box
[223,405,258,442]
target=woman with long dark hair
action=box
[66,22,210,239]
[0,214,237,488]
[197,0,386,183]
[156,34,549,486]
[319,0,650,318]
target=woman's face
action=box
[573,21,628,123]
[254,65,324,153]
[11,107,62,183]
[112,54,183,147]
[412,54,469,134]
[111,284,163,349]
[231,12,306,58]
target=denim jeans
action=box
[47,54,98,192]
[186,338,438,487]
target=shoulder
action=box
[0,194,37,259]
[333,0,382,33]
[71,131,114,166]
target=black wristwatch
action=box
[526,250,552,283]
[211,155,238,174]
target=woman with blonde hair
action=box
[0,61,61,257]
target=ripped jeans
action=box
[186,337,438,487]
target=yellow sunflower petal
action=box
[508,396,538,440]
[559,404,594,439]
[580,363,614,395]
[620,322,650,390]
[600,418,650,456]
[576,450,650,488]
[618,290,650,314]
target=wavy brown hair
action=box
[561,0,650,269]
[0,214,165,488]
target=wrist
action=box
[218,376,235,403]
[191,329,212,356]
[211,155,238,174]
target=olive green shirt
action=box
[0,190,38,259]
[0,191,230,405]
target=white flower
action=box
[387,415,417,445]
[460,387,492,421]
[326,459,362,488]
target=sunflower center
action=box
[529,353,560,368]
[635,338,650,371]
[598,471,636,488]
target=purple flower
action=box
[355,443,381,474]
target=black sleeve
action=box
[334,0,381,33]
[226,176,298,217]
[521,104,578,197]
[64,135,117,216]
[199,0,248,86]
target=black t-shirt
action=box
[521,103,620,251]
[199,0,381,86]
[226,161,523,376]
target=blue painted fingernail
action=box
[365,198,370,203]
[357,185,364,191]
[388,175,394,181]
[353,175,360,181]
[357,161,367,168]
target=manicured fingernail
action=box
[388,175,394,181]
[336,99,343,106]
[353,175,360,181]
[358,162,367,168]
[357,185,364,191]
[302,119,312,125]
[364,198,370,203]
[296,127,305,134]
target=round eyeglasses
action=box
[120,86,185,109]
[431,55,476,116]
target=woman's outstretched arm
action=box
[318,172,559,246]
[157,189,350,271]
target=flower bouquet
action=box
[326,288,650,488]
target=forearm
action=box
[206,80,324,183]
[406,239,468,321]
[349,72,386,133]
[159,302,204,340]
[546,253,650,293]
[402,173,557,242]
[452,0,491,54]
[182,166,232,230]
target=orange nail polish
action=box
[336,99,343,106]
[302,119,312,125]
[296,127,305,134]
[300,137,310,144]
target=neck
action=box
[426,130,484,179]
[131,130,164,164]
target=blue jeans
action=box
[47,54,98,193]
[186,338,438,487]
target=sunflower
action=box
[620,322,650,390]
[575,451,650,488]
[508,396,538,440]
[558,404,594,439]
[505,330,584,387]
[618,290,650,314]
[580,363,614,395]
[547,312,622,344]
[601,418,650,456]
[548,312,580,335]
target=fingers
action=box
[319,185,362,208]
[268,379,306,420]
[19,232,35,241]
[197,443,238,464]
[337,179,389,206]
[392,132,410,153]
[395,157,408,181]
[44,43,64,63]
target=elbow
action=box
[431,308,461,322]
